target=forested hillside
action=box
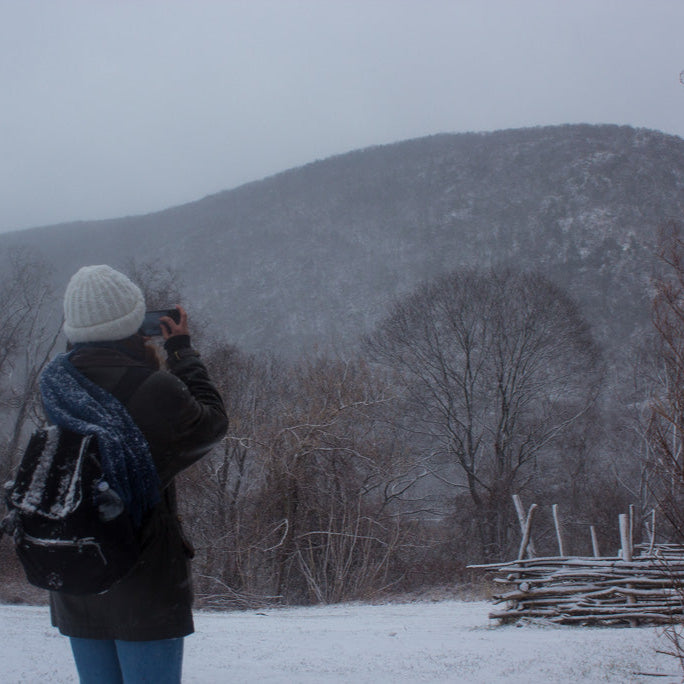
[2,124,683,359]
[2,123,684,605]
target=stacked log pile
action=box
[470,552,684,625]
[469,501,684,626]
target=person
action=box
[41,264,228,684]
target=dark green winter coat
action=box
[49,335,228,641]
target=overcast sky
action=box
[1,0,683,233]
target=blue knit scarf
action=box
[39,352,160,526]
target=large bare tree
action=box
[366,268,602,561]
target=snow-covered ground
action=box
[0,600,678,683]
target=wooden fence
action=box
[468,498,684,626]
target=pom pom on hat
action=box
[63,265,146,343]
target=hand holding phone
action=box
[160,306,189,340]
[139,307,184,337]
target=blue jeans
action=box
[69,636,184,684]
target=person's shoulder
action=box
[133,368,193,410]
[124,370,194,435]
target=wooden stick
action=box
[512,494,526,531]
[590,525,600,558]
[648,509,656,556]
[619,514,632,562]
[552,504,565,557]
[517,503,538,560]
[513,494,537,558]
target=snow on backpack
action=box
[1,426,141,595]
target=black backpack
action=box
[1,426,141,595]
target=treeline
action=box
[0,238,679,606]
[181,267,632,607]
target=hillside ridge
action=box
[3,124,683,358]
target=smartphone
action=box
[139,309,181,337]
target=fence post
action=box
[513,494,537,559]
[590,525,600,558]
[552,504,565,557]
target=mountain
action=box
[3,124,684,360]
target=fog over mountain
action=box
[3,124,684,361]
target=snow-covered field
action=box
[0,600,678,683]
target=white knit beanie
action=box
[63,265,146,343]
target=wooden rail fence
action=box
[468,498,684,626]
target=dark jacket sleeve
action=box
[127,335,228,485]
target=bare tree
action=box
[122,258,184,310]
[366,268,602,561]
[182,347,426,606]
[257,357,402,602]
[647,222,684,539]
[179,345,287,607]
[0,248,61,468]
[0,248,62,599]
